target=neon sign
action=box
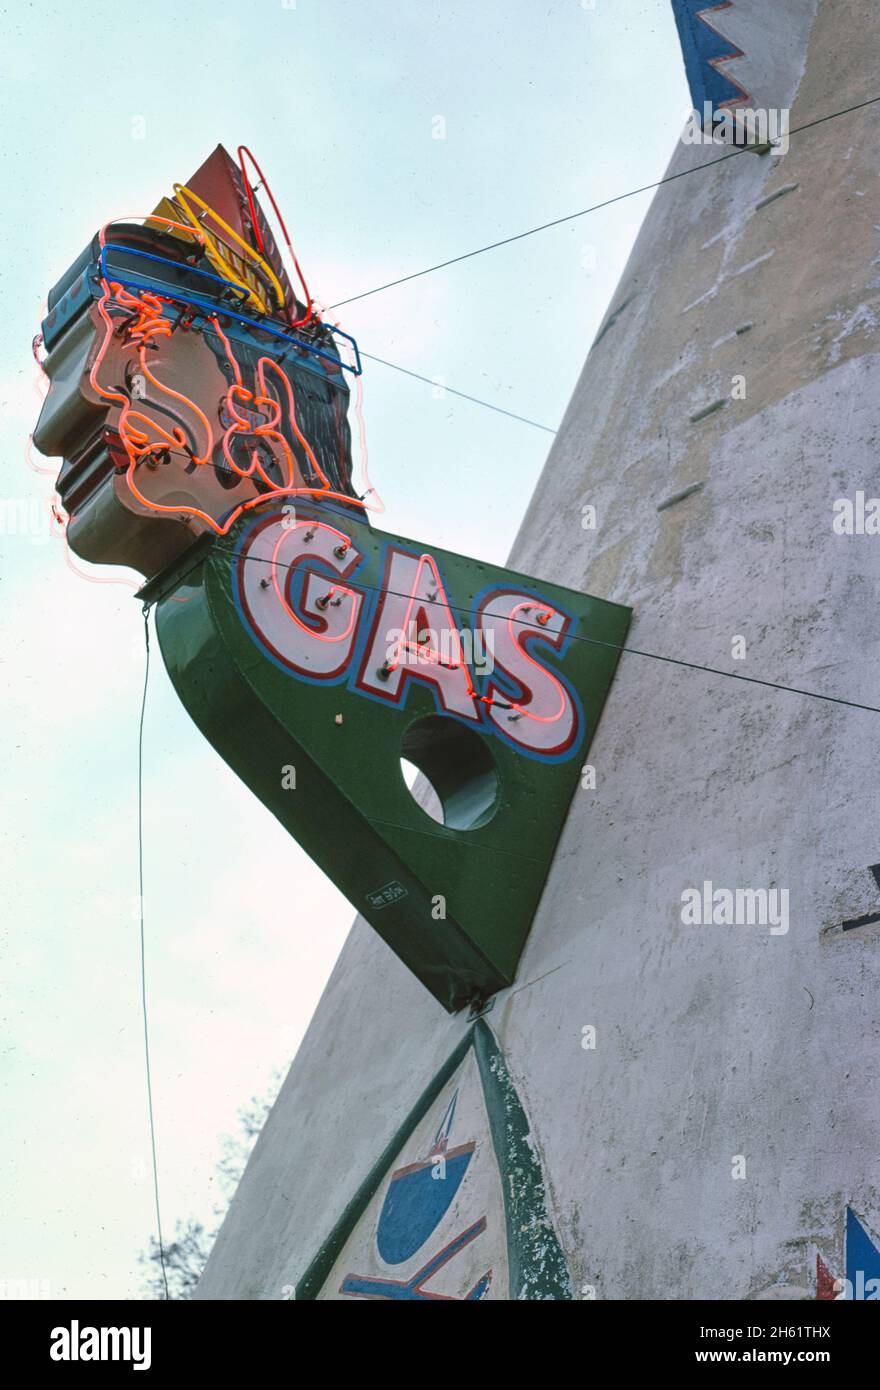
[33,146,373,580]
[31,143,633,1011]
[233,513,582,761]
[146,494,631,1011]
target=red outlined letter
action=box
[356,547,480,721]
[237,514,364,679]
[476,589,579,757]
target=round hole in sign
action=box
[399,715,500,831]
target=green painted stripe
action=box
[473,1019,573,1300]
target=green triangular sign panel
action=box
[155,500,631,1011]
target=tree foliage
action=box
[139,1073,281,1299]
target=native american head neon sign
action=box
[32,144,632,1012]
[34,145,372,577]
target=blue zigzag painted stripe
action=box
[671,1,747,115]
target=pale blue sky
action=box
[1,0,688,1297]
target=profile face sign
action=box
[34,143,361,581]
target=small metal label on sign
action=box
[366,881,409,911]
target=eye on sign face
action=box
[154,500,631,1011]
[232,509,584,763]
